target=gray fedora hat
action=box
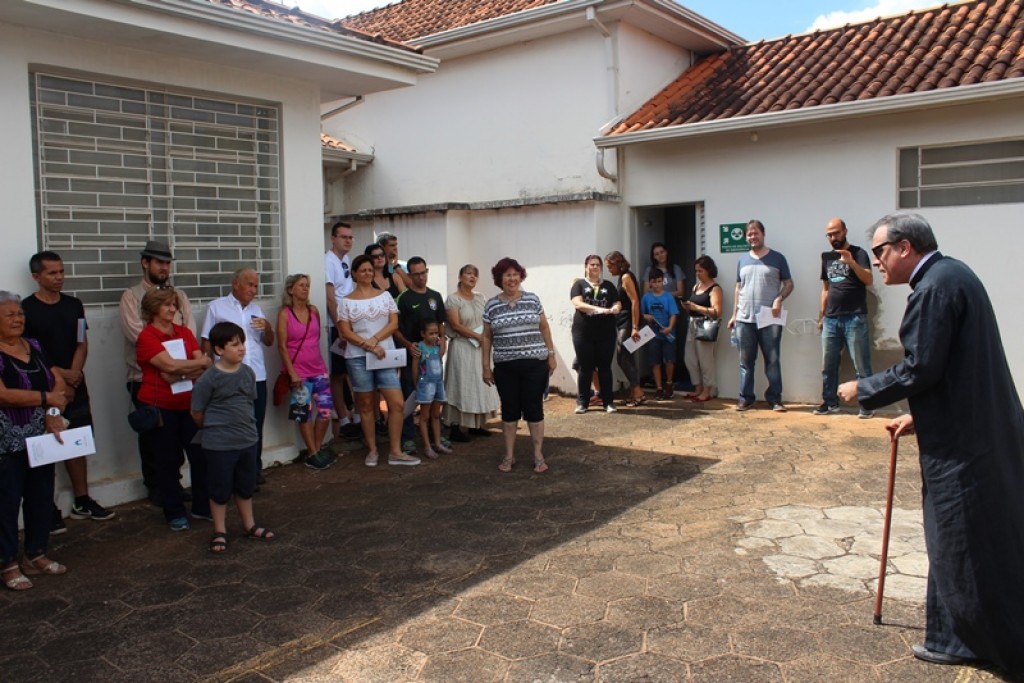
[140,240,174,261]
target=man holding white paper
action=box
[24,251,114,528]
[201,268,274,474]
[727,219,793,412]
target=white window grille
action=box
[31,71,282,306]
[899,139,1024,209]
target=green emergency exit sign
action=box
[720,223,749,253]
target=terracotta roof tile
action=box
[339,0,562,44]
[321,132,357,153]
[609,0,1024,136]
[201,0,417,51]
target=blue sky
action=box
[294,0,941,41]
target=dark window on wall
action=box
[898,139,1024,209]
[30,72,282,306]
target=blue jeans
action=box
[821,314,872,406]
[736,321,783,405]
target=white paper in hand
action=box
[622,325,655,353]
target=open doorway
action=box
[633,202,704,390]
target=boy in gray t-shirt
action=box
[191,322,274,552]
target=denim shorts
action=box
[649,337,677,366]
[415,378,447,404]
[346,354,402,393]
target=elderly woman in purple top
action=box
[0,291,69,591]
[481,258,556,474]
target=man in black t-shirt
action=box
[23,251,114,531]
[814,218,874,417]
[394,257,447,453]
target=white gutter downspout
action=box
[587,7,619,182]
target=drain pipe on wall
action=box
[587,7,619,182]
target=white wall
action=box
[615,22,691,121]
[331,26,619,209]
[621,97,1024,402]
[1,23,328,507]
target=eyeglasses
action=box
[871,241,895,259]
[371,253,386,259]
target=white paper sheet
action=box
[26,426,96,467]
[468,325,483,348]
[755,305,788,329]
[365,347,407,370]
[622,325,655,353]
[162,338,193,394]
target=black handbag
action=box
[693,317,721,342]
[127,404,162,433]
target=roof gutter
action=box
[124,0,438,73]
[595,78,1024,148]
[410,0,603,47]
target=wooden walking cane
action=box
[873,430,900,625]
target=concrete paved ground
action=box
[0,395,1012,682]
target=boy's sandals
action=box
[20,555,67,576]
[3,563,33,591]
[533,457,549,474]
[209,533,228,553]
[498,456,515,473]
[245,525,275,541]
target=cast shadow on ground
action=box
[0,434,717,682]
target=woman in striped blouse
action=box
[481,257,556,474]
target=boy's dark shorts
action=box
[205,443,259,504]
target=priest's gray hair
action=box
[870,212,939,254]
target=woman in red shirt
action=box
[136,288,212,531]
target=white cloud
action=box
[289,0,391,20]
[808,0,940,32]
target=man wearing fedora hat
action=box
[119,240,198,505]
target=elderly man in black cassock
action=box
[838,212,1024,676]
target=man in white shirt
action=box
[201,268,275,465]
[325,221,358,437]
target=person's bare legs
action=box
[499,420,517,471]
[419,402,437,459]
[210,500,228,552]
[330,374,349,439]
[313,418,330,451]
[354,392,377,457]
[381,388,414,462]
[653,364,664,391]
[297,420,318,456]
[527,420,547,472]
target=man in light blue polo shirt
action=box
[201,268,275,467]
[727,219,793,412]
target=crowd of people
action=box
[3,213,1023,681]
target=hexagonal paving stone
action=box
[505,653,596,683]
[605,596,684,630]
[455,593,534,625]
[648,622,731,662]
[418,647,509,683]
[334,643,427,683]
[478,619,561,659]
[867,574,927,603]
[504,572,577,600]
[546,553,615,578]
[600,653,692,682]
[104,630,196,672]
[575,571,645,601]
[875,656,966,682]
[782,653,883,682]
[817,624,910,664]
[761,554,818,579]
[559,622,643,662]
[119,579,196,608]
[176,608,263,640]
[400,617,482,654]
[175,634,271,678]
[614,553,682,578]
[823,505,882,522]
[690,655,785,683]
[765,505,824,523]
[530,594,607,628]
[246,585,319,616]
[647,572,721,603]
[732,625,821,661]
[798,574,871,602]
[889,551,928,577]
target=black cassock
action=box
[858,253,1024,674]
